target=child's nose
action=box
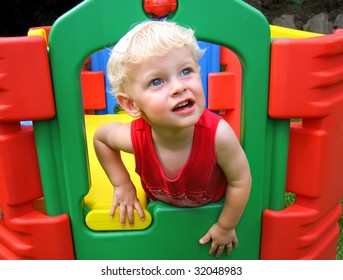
[170,78,186,96]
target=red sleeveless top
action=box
[131,109,227,207]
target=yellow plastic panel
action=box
[84,113,151,230]
[28,28,48,43]
[270,25,322,39]
[86,208,152,231]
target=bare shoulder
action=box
[215,119,240,152]
[215,120,250,179]
[93,121,133,153]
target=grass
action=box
[337,204,343,260]
[284,193,343,259]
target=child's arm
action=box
[93,122,145,226]
[199,120,252,257]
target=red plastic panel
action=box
[0,125,42,208]
[81,71,106,110]
[287,110,343,206]
[0,123,75,259]
[0,242,21,260]
[268,30,343,119]
[0,36,55,121]
[208,72,237,109]
[208,47,242,139]
[0,212,74,260]
[262,203,341,259]
[262,30,343,259]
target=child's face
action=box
[126,46,205,129]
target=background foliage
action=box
[0,0,82,36]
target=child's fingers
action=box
[110,202,119,218]
[134,201,146,221]
[225,242,233,256]
[232,238,238,248]
[119,205,127,225]
[127,205,134,226]
[209,241,218,255]
[199,232,211,245]
[216,245,225,258]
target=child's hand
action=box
[199,223,238,257]
[110,182,145,226]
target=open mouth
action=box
[172,100,194,112]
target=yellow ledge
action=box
[86,208,152,231]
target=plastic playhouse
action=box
[0,0,342,260]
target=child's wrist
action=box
[217,220,236,231]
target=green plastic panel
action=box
[33,0,289,259]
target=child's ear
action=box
[116,93,141,118]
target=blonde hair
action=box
[107,20,204,95]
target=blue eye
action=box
[150,78,163,87]
[182,68,192,76]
